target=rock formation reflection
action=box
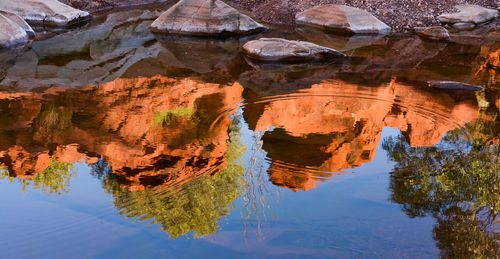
[243,78,480,191]
[0,74,244,190]
[0,73,482,194]
[0,32,497,243]
[0,74,247,237]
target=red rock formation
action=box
[0,146,49,179]
[472,43,500,87]
[0,75,244,191]
[252,78,479,191]
[0,74,482,193]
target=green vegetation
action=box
[102,119,246,238]
[152,107,195,127]
[383,111,499,258]
[0,160,76,196]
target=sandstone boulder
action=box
[428,81,484,91]
[296,5,391,34]
[0,0,90,27]
[0,11,35,38]
[0,14,29,48]
[242,38,345,62]
[150,0,266,36]
[438,5,499,25]
[415,26,450,41]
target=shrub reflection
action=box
[94,119,246,238]
[383,111,500,258]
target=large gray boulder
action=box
[438,5,499,24]
[296,5,391,35]
[242,38,345,62]
[0,0,90,27]
[0,14,29,48]
[0,10,35,38]
[150,0,266,36]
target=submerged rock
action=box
[0,10,35,38]
[0,0,91,27]
[0,14,29,48]
[242,38,345,62]
[438,5,499,25]
[150,0,266,36]
[295,5,391,35]
[428,81,484,91]
[415,26,450,41]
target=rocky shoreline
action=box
[0,0,498,73]
[57,0,500,32]
[230,0,499,32]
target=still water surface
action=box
[0,5,498,258]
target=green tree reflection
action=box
[0,160,76,196]
[98,119,246,238]
[383,112,500,258]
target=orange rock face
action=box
[0,73,482,193]
[248,78,479,191]
[0,75,244,191]
[473,43,500,87]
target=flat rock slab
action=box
[0,0,91,27]
[0,10,35,38]
[415,26,450,41]
[242,38,345,62]
[438,5,499,24]
[428,81,484,91]
[296,5,391,34]
[0,14,29,48]
[150,0,266,36]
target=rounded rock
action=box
[0,14,29,48]
[150,0,267,36]
[242,38,345,62]
[296,5,391,35]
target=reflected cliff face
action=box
[0,74,482,193]
[243,78,479,191]
[0,75,244,191]
[0,74,246,237]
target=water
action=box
[0,5,498,258]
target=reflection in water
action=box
[97,119,246,238]
[0,74,247,238]
[0,75,244,192]
[243,78,479,191]
[383,112,500,258]
[472,43,499,88]
[0,159,75,195]
[0,10,499,255]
